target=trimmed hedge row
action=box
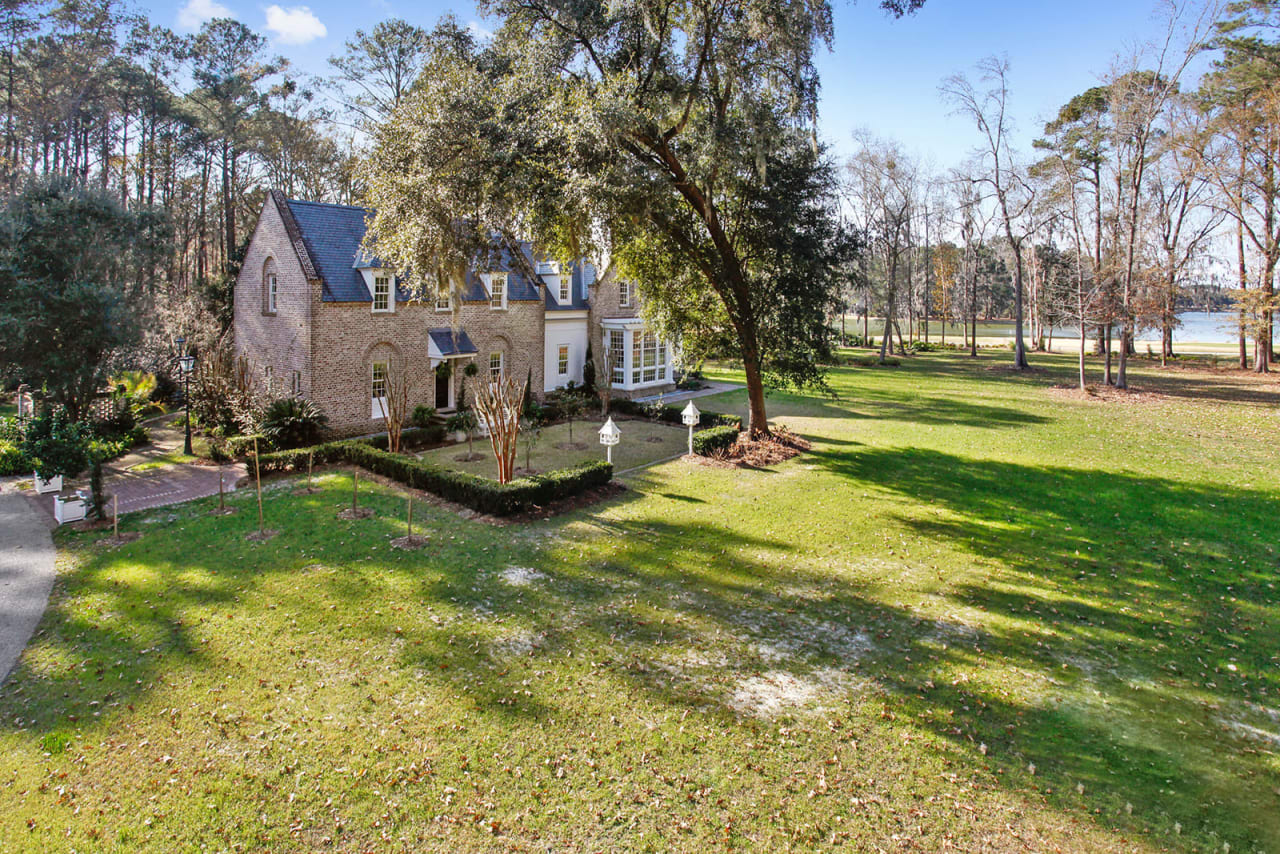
[255,439,612,517]
[691,425,740,456]
[224,424,448,459]
[609,398,743,430]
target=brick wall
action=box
[233,196,313,400]
[457,297,546,404]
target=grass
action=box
[0,351,1277,851]
[418,418,688,476]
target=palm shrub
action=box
[259,398,329,449]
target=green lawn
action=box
[1,351,1277,851]
[419,417,687,476]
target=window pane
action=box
[610,331,625,384]
[371,362,387,400]
[489,352,503,383]
[558,345,569,375]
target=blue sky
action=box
[157,0,1179,169]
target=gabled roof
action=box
[544,262,592,311]
[273,194,409,303]
[269,193,595,307]
[460,241,543,303]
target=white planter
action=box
[53,493,87,525]
[454,430,468,443]
[34,473,62,494]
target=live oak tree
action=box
[361,0,918,437]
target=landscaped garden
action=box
[418,417,688,477]
[0,351,1276,851]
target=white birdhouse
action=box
[599,417,621,464]
[599,417,621,446]
[681,401,700,426]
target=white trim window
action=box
[488,273,507,310]
[435,282,451,312]
[290,370,301,396]
[371,361,388,419]
[488,351,504,383]
[618,280,632,308]
[265,271,278,314]
[558,277,570,304]
[557,345,569,377]
[372,276,392,312]
[263,365,273,385]
[609,330,625,384]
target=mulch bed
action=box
[245,529,279,543]
[390,534,429,551]
[690,426,811,469]
[337,507,375,520]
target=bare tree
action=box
[942,56,1036,369]
[383,356,415,454]
[1104,2,1215,386]
[473,374,526,484]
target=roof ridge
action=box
[285,198,370,213]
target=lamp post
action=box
[598,417,620,464]
[177,338,195,456]
[681,401,700,456]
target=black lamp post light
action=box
[176,337,196,456]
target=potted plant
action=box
[22,409,88,498]
[445,408,479,457]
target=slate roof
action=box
[428,328,478,357]
[279,197,410,303]
[459,242,543,303]
[274,195,594,308]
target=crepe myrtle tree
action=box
[360,2,915,437]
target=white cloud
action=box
[264,5,327,45]
[177,0,233,30]
[467,20,494,41]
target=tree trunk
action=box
[742,356,769,439]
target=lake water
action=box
[964,312,1245,346]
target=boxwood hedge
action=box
[690,424,741,456]
[255,439,612,517]
[608,399,742,430]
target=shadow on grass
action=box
[3,447,1279,848]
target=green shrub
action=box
[260,397,329,449]
[226,433,274,458]
[609,399,743,430]
[22,409,90,480]
[0,416,23,443]
[411,405,437,428]
[691,425,740,456]
[256,440,612,517]
[0,441,30,475]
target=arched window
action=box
[263,259,278,315]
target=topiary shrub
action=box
[691,425,740,456]
[259,397,329,449]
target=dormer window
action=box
[373,276,392,312]
[619,280,632,309]
[435,282,451,312]
[558,276,570,303]
[489,273,507,310]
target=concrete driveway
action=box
[0,490,55,685]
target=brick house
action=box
[233,191,676,437]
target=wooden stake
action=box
[307,452,314,490]
[218,471,225,512]
[352,469,358,510]
[253,437,264,533]
[407,496,413,538]
[112,494,118,540]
